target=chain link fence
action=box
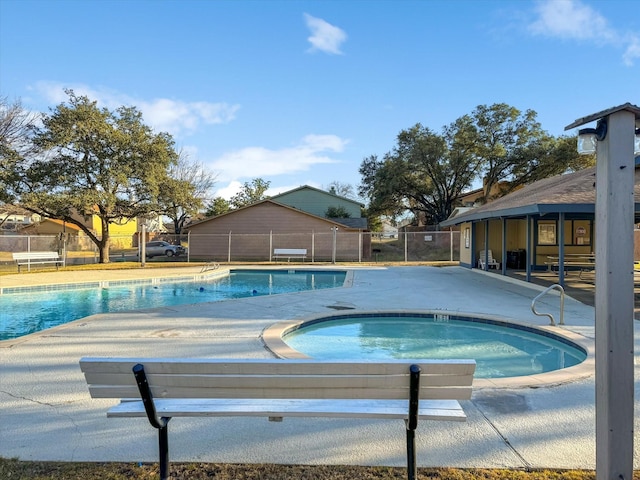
[0,230,460,268]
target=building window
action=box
[565,219,592,246]
[538,223,556,245]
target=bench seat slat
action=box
[88,385,472,401]
[80,358,476,376]
[106,398,467,421]
[12,251,60,260]
[546,262,594,267]
[274,249,307,255]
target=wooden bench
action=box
[273,248,307,262]
[12,251,64,272]
[80,357,475,480]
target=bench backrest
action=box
[80,358,475,401]
[13,251,59,260]
[274,248,307,255]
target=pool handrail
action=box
[531,284,565,326]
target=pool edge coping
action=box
[0,268,231,295]
[261,309,596,390]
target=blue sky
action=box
[1,0,638,200]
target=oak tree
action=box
[18,91,178,262]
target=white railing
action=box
[531,284,565,326]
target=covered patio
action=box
[441,166,640,288]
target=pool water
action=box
[283,314,587,378]
[0,270,346,340]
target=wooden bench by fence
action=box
[80,357,475,480]
[273,248,307,261]
[12,251,65,272]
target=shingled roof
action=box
[441,166,640,226]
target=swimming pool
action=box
[0,269,347,340]
[273,312,588,379]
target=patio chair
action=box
[478,250,500,270]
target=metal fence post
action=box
[450,229,453,262]
[331,227,338,264]
[141,225,146,267]
[404,232,408,262]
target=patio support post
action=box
[525,215,531,282]
[501,217,507,275]
[567,104,639,480]
[471,222,477,267]
[594,110,635,480]
[483,220,489,270]
[558,212,566,287]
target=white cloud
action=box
[304,13,347,55]
[136,98,239,135]
[622,34,640,67]
[32,81,240,135]
[215,181,325,201]
[210,134,348,182]
[528,0,639,65]
[529,0,613,41]
[215,180,244,200]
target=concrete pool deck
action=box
[1,265,638,469]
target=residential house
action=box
[271,185,367,229]
[19,218,83,236]
[17,209,138,249]
[0,207,40,233]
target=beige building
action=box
[186,200,368,261]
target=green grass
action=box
[1,458,626,480]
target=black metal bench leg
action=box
[406,428,416,480]
[159,424,169,480]
[133,364,172,480]
[406,364,421,480]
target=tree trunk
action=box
[98,240,110,263]
[98,219,110,263]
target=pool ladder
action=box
[531,284,565,326]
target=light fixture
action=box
[577,119,607,155]
[635,128,640,156]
